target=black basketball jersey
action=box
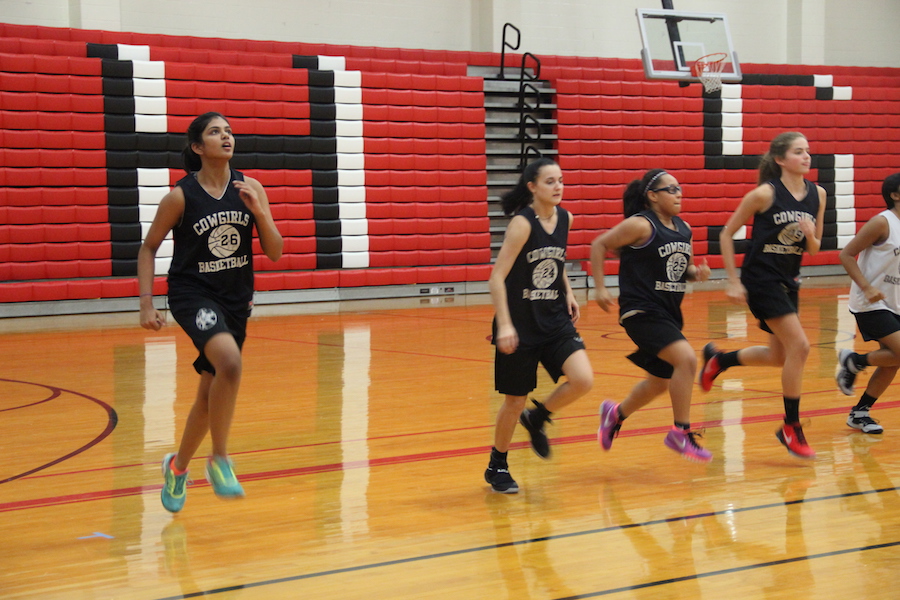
[618,210,692,326]
[167,170,256,310]
[502,205,574,347]
[740,178,819,291]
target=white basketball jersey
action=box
[849,209,900,314]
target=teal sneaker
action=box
[205,455,245,498]
[161,453,189,513]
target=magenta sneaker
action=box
[597,400,621,451]
[664,427,713,463]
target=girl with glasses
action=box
[698,132,825,459]
[591,168,712,462]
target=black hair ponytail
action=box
[623,168,667,217]
[500,157,558,216]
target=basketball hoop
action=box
[690,52,728,93]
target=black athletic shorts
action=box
[494,332,586,396]
[169,294,250,374]
[745,281,799,334]
[853,309,900,342]
[621,311,685,379]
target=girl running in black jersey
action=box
[138,112,283,512]
[591,169,712,462]
[699,132,825,459]
[484,158,594,493]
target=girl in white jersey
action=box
[835,172,900,434]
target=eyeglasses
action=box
[649,185,682,195]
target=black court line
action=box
[153,485,900,600]
[555,539,900,599]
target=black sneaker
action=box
[836,349,860,396]
[484,464,519,493]
[519,400,552,459]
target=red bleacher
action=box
[1,23,900,305]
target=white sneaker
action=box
[847,410,883,434]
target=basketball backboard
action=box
[636,8,742,83]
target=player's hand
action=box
[864,285,886,305]
[725,279,747,305]
[594,288,616,312]
[495,324,519,355]
[140,305,166,330]
[798,215,816,239]
[232,180,261,213]
[693,258,711,283]
[567,293,581,323]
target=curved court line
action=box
[0,386,60,412]
[150,485,900,600]
[0,378,118,484]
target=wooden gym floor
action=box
[1,278,898,599]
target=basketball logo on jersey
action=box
[666,252,688,281]
[208,225,241,258]
[195,307,218,331]
[777,221,805,246]
[532,259,558,289]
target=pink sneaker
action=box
[598,400,621,451]
[664,427,713,463]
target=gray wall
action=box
[0,0,897,67]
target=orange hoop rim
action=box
[690,52,728,77]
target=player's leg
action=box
[766,314,815,458]
[542,348,593,413]
[658,339,711,462]
[174,371,214,471]
[202,332,245,497]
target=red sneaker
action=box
[776,423,816,459]
[698,343,723,392]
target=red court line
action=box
[3,400,896,513]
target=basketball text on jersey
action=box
[655,281,687,292]
[192,211,252,236]
[523,288,560,300]
[199,254,250,273]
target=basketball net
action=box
[690,52,727,93]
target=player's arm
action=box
[138,187,185,330]
[236,176,283,262]
[801,185,827,256]
[839,214,890,304]
[489,215,531,354]
[563,210,580,322]
[720,184,773,303]
[589,215,652,312]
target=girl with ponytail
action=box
[590,169,712,462]
[698,131,826,459]
[484,158,594,493]
[138,112,283,511]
